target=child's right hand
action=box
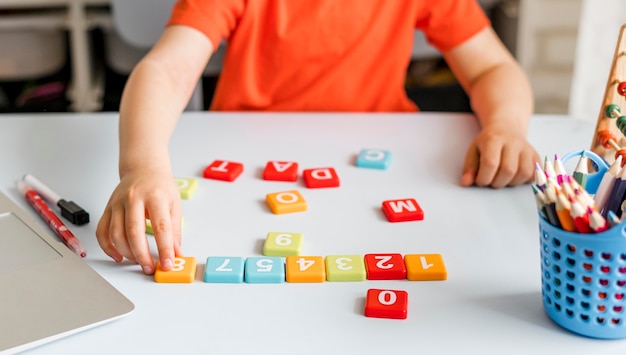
[96,170,183,275]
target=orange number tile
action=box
[154,256,197,283]
[285,256,326,282]
[404,254,447,281]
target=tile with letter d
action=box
[204,256,245,283]
[302,167,340,188]
[154,256,197,283]
[325,255,366,282]
[364,253,407,280]
[285,256,326,282]
[404,254,447,281]
[364,289,408,319]
[355,149,391,170]
[263,232,303,256]
[244,257,285,283]
[175,177,198,199]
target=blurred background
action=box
[0,0,621,121]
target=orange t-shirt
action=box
[168,0,490,112]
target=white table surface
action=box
[0,112,621,354]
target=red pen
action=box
[17,180,87,257]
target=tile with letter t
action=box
[175,177,198,199]
[204,256,245,283]
[285,256,326,282]
[263,232,303,256]
[364,289,408,319]
[154,256,197,283]
[244,257,285,283]
[266,190,307,214]
[263,161,299,182]
[325,255,366,282]
[404,254,447,281]
[302,167,340,188]
[355,149,392,170]
[203,160,244,182]
[381,198,424,222]
[364,253,407,280]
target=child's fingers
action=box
[461,145,479,186]
[125,201,156,274]
[95,206,124,262]
[474,139,502,187]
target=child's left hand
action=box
[460,127,540,188]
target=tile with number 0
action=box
[285,256,326,282]
[244,257,285,283]
[263,232,303,256]
[325,255,366,282]
[364,288,408,319]
[404,254,447,281]
[154,256,197,283]
[204,256,245,283]
[364,253,407,280]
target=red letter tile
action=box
[263,161,298,182]
[381,198,423,222]
[303,167,340,188]
[203,160,243,182]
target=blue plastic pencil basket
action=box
[539,149,626,339]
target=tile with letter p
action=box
[244,257,285,283]
[154,256,197,283]
[325,255,366,282]
[204,256,245,283]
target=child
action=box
[96,0,541,275]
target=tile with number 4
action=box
[364,288,408,319]
[154,256,197,283]
[286,256,326,282]
[364,253,407,280]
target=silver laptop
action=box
[0,191,134,354]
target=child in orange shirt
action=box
[96,0,540,275]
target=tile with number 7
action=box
[364,253,407,280]
[364,288,408,319]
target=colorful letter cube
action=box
[175,177,198,199]
[204,256,245,283]
[325,255,366,282]
[364,289,408,319]
[244,257,285,283]
[285,256,326,282]
[263,232,303,256]
[263,161,298,182]
[266,190,307,214]
[154,256,197,283]
[404,254,447,281]
[302,167,340,188]
[364,253,407,280]
[355,149,392,170]
[203,160,244,181]
[381,198,424,222]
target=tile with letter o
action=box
[325,255,366,282]
[364,253,407,280]
[203,160,244,182]
[175,177,198,199]
[285,256,326,282]
[263,161,298,182]
[302,167,340,188]
[355,149,391,170]
[263,232,303,256]
[266,190,307,214]
[364,288,408,319]
[381,198,424,222]
[404,254,447,281]
[204,256,245,283]
[154,256,197,283]
[244,257,285,283]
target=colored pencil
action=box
[569,195,591,233]
[573,151,589,190]
[553,154,568,185]
[555,189,577,232]
[594,155,623,214]
[588,206,609,233]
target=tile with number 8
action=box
[154,256,197,283]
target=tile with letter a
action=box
[364,253,407,280]
[381,198,424,222]
[364,289,408,319]
[244,257,285,283]
[204,256,245,283]
[285,256,326,282]
[263,161,299,182]
[302,167,340,188]
[325,255,366,282]
[263,232,303,256]
[266,190,307,214]
[203,160,244,181]
[355,149,391,170]
[175,177,198,199]
[154,256,197,283]
[404,254,447,281]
